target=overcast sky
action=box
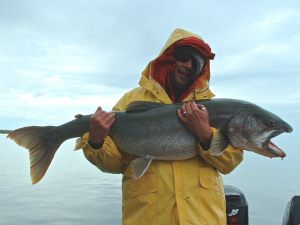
[0,0,299,128]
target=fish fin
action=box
[130,156,153,180]
[74,137,83,151]
[207,130,229,156]
[126,101,165,113]
[74,114,84,119]
[7,126,63,184]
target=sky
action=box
[0,0,299,128]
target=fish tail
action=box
[7,126,63,184]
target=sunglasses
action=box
[173,46,194,62]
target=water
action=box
[0,137,122,225]
[0,129,299,225]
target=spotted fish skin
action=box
[110,102,197,161]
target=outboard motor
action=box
[282,196,300,225]
[225,185,248,225]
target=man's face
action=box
[173,59,193,87]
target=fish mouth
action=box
[262,129,291,158]
[265,140,286,158]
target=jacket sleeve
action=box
[81,133,124,173]
[81,93,129,174]
[198,127,244,174]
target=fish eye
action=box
[269,120,276,127]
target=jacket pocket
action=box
[199,167,224,193]
[123,172,158,200]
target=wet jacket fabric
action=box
[81,28,243,225]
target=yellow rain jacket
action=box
[81,28,243,225]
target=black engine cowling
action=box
[225,185,249,225]
[282,196,300,225]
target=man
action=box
[81,28,243,225]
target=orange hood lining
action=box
[151,37,215,102]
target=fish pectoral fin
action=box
[130,156,153,180]
[208,130,229,156]
[126,101,165,113]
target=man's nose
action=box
[181,59,193,68]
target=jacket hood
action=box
[139,28,215,102]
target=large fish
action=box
[5,99,293,184]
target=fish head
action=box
[226,107,293,158]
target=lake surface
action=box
[0,126,299,225]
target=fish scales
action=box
[110,104,197,160]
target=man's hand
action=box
[177,101,212,149]
[88,107,115,147]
